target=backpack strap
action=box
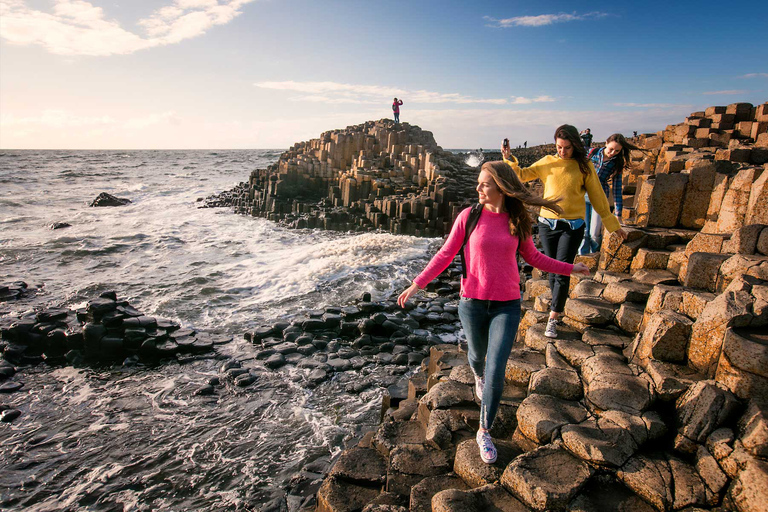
[459,204,483,279]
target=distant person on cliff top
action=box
[398,161,589,464]
[580,128,593,148]
[580,133,643,254]
[524,141,527,148]
[501,124,627,339]
[392,98,403,123]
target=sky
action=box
[1,0,767,150]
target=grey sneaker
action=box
[474,373,485,401]
[476,430,497,464]
[544,318,558,338]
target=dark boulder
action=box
[89,192,131,207]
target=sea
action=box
[0,149,443,511]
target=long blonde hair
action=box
[480,161,563,241]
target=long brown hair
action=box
[605,133,643,178]
[480,161,563,241]
[554,124,590,177]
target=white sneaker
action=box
[544,318,558,338]
[474,373,485,401]
[476,430,497,464]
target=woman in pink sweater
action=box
[398,161,589,464]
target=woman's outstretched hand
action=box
[615,227,628,240]
[571,262,590,276]
[500,142,511,160]
[397,282,421,308]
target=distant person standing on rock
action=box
[398,161,589,464]
[501,124,627,340]
[392,98,403,123]
[524,141,527,148]
[580,128,593,149]
[580,133,643,254]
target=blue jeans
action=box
[394,112,400,123]
[579,200,600,255]
[458,298,521,430]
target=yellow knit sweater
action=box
[504,154,621,233]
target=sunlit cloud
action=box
[702,90,747,95]
[0,0,257,56]
[254,80,554,106]
[484,12,609,28]
[739,73,768,79]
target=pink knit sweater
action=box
[413,207,574,301]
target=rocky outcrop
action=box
[89,192,131,206]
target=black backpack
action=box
[459,203,484,279]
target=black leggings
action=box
[538,221,585,313]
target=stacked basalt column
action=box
[210,119,480,237]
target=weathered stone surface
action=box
[599,229,647,272]
[717,254,768,292]
[696,445,729,499]
[739,399,768,458]
[387,444,451,496]
[636,310,694,363]
[615,302,645,333]
[425,408,478,450]
[745,168,768,225]
[602,280,653,304]
[552,338,594,369]
[567,474,656,512]
[420,380,474,410]
[431,484,529,512]
[630,248,672,273]
[505,348,546,387]
[676,380,741,445]
[684,252,731,292]
[409,474,468,512]
[516,394,588,445]
[680,161,719,229]
[90,192,132,207]
[758,227,768,256]
[645,284,685,316]
[636,173,689,227]
[668,455,712,509]
[582,327,632,349]
[681,289,717,320]
[632,269,680,287]
[644,359,703,401]
[501,444,594,511]
[688,290,754,376]
[564,298,617,325]
[582,353,655,414]
[570,279,605,300]
[316,476,381,512]
[544,342,572,370]
[729,459,768,512]
[618,454,675,510]
[528,367,583,401]
[715,349,768,402]
[372,420,425,457]
[707,427,736,462]
[329,447,387,485]
[453,438,521,488]
[722,224,765,255]
[562,416,639,467]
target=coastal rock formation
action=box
[89,192,132,207]
[309,102,768,512]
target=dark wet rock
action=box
[235,373,256,387]
[194,384,216,396]
[265,353,286,369]
[431,484,529,512]
[315,476,380,512]
[89,192,131,207]
[372,420,426,457]
[387,444,452,495]
[501,444,594,511]
[0,381,24,393]
[50,221,71,229]
[0,408,21,422]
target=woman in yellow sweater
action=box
[501,124,627,338]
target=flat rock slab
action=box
[453,438,521,488]
[584,368,655,414]
[329,447,387,485]
[420,379,475,410]
[501,444,594,511]
[730,459,768,512]
[564,298,617,325]
[561,417,639,467]
[602,281,653,304]
[570,279,606,299]
[505,348,546,386]
[373,420,426,457]
[409,474,468,512]
[432,484,530,512]
[631,269,679,286]
[676,380,741,444]
[582,327,633,349]
[554,339,595,368]
[516,393,588,444]
[528,367,583,401]
[316,476,381,512]
[525,322,581,352]
[644,359,703,401]
[389,444,452,477]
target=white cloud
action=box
[702,90,747,95]
[0,0,257,56]
[739,73,768,79]
[613,102,687,108]
[254,80,554,106]
[484,12,609,28]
